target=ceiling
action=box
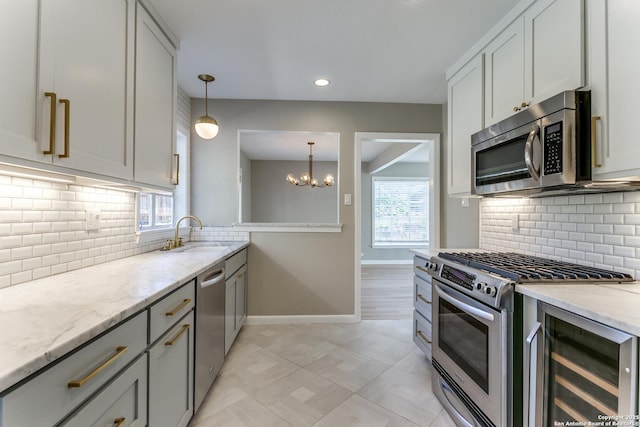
[147,0,519,104]
[239,130,429,166]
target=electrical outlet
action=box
[86,209,101,231]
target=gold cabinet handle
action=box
[165,298,191,316]
[417,294,432,305]
[417,330,432,344]
[43,92,57,154]
[236,272,244,279]
[165,324,190,346]
[68,346,128,388]
[513,106,520,112]
[58,99,70,158]
[591,116,602,168]
[521,102,530,108]
[172,153,180,185]
[114,418,126,427]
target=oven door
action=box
[432,280,509,426]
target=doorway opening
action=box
[354,132,440,320]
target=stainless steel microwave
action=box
[471,91,591,196]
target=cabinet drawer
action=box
[149,280,195,344]
[225,248,246,278]
[413,256,432,282]
[0,311,147,427]
[413,310,432,360]
[414,274,432,320]
[60,354,148,427]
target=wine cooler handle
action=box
[524,322,542,427]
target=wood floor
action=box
[361,265,413,320]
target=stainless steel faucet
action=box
[170,215,203,249]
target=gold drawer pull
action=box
[68,346,128,388]
[165,298,191,316]
[236,272,244,279]
[417,330,432,344]
[58,98,70,158]
[417,294,432,305]
[44,92,57,154]
[165,324,190,346]
[114,417,126,427]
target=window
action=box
[372,177,428,247]
[138,192,174,230]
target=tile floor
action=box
[190,319,456,427]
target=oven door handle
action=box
[523,321,542,427]
[436,285,495,322]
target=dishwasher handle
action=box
[201,268,225,288]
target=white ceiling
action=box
[239,130,429,164]
[147,0,519,104]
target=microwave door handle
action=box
[524,124,541,181]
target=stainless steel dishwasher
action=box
[194,261,225,413]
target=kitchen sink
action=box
[182,246,229,255]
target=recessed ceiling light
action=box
[314,78,331,87]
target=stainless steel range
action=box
[424,251,632,427]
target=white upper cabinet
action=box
[134,3,177,189]
[0,0,39,162]
[588,0,640,180]
[38,0,135,179]
[447,55,484,196]
[524,0,584,105]
[484,19,525,126]
[484,0,584,126]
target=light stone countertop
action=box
[0,242,248,393]
[516,283,640,337]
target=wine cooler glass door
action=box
[536,302,637,425]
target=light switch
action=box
[344,194,352,205]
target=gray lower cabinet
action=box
[59,354,148,427]
[413,255,433,359]
[225,249,247,355]
[148,310,194,427]
[0,279,197,427]
[0,311,147,427]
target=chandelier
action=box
[285,142,335,187]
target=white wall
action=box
[480,192,640,279]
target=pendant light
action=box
[194,74,219,139]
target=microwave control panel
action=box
[543,121,563,175]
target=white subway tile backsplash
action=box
[481,191,640,279]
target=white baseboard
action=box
[246,314,359,325]
[361,260,413,265]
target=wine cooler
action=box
[526,302,638,425]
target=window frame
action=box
[137,192,174,231]
[371,176,429,248]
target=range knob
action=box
[427,262,438,271]
[475,283,484,291]
[484,286,497,297]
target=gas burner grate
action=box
[438,252,633,283]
